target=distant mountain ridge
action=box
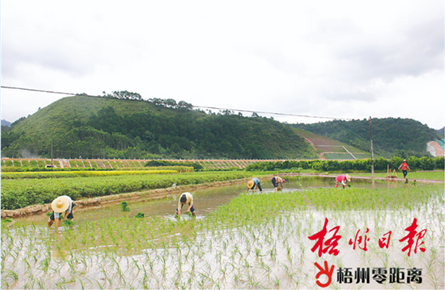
[292,118,441,158]
[1,119,11,127]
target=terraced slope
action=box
[293,128,371,160]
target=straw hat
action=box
[247,180,254,188]
[51,196,69,213]
[345,174,351,182]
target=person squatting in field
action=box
[247,178,262,193]
[48,195,75,231]
[398,159,411,178]
[271,176,285,192]
[176,192,196,217]
[335,174,351,189]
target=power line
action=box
[1,86,76,95]
[194,105,352,121]
[1,85,352,121]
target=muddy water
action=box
[17,176,404,225]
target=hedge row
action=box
[1,165,192,173]
[144,160,204,171]
[245,156,444,172]
[1,169,180,180]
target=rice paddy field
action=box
[1,176,444,289]
[354,171,445,181]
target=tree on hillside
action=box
[104,90,142,100]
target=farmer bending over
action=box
[176,192,196,217]
[247,178,262,193]
[335,174,351,189]
[271,176,285,192]
[48,195,75,231]
[398,159,411,178]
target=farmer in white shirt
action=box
[176,192,196,217]
[47,195,74,231]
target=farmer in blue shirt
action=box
[247,178,262,192]
[47,195,74,231]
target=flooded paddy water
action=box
[14,177,408,224]
[2,176,444,289]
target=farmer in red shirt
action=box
[398,159,411,178]
[335,174,351,189]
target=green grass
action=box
[354,171,444,181]
[324,153,355,160]
[352,153,372,159]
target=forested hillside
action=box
[292,118,441,158]
[1,94,317,159]
[437,127,445,138]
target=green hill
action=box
[1,95,318,160]
[292,118,441,158]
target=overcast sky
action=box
[2,1,444,129]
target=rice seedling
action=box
[2,179,443,289]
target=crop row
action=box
[1,158,286,171]
[1,158,147,170]
[1,171,255,210]
[1,169,181,180]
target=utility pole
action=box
[369,116,374,179]
[51,139,54,167]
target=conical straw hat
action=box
[51,196,69,213]
[247,180,254,188]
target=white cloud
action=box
[2,0,443,129]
